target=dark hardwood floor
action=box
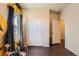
[26,44,76,56]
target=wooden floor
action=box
[26,44,76,56]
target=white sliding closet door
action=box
[27,9,49,47]
[28,19,44,46]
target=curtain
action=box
[20,15,24,51]
[7,6,15,51]
[5,4,24,52]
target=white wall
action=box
[61,4,79,55]
[0,3,8,20]
[23,8,49,47]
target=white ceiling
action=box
[19,3,69,11]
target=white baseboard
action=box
[65,47,77,56]
[43,45,49,47]
[28,44,49,47]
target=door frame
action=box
[49,10,60,46]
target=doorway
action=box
[49,10,65,47]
